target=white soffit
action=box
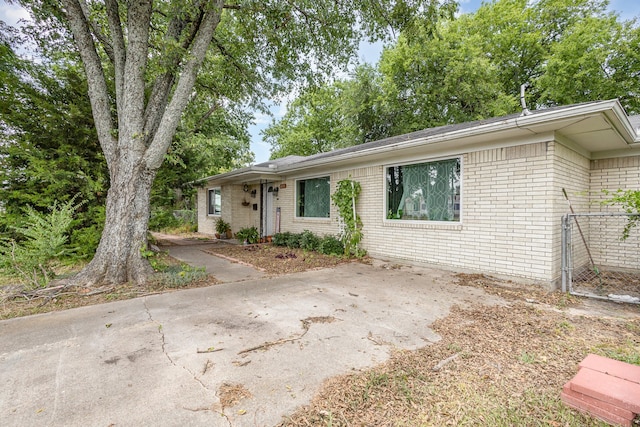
[556,114,631,153]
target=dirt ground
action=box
[204,243,356,275]
[2,242,639,425]
[0,252,218,320]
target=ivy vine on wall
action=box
[331,177,364,257]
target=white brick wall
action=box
[228,184,261,234]
[198,144,638,284]
[275,175,340,237]
[196,186,215,235]
[273,142,558,282]
[198,183,262,236]
[587,156,640,270]
[549,142,591,284]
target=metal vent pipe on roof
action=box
[520,83,532,116]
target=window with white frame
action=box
[296,176,330,218]
[386,158,460,221]
[208,188,221,215]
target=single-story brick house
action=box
[196,99,640,285]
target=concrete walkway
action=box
[152,232,266,283]
[0,242,504,426]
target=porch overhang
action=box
[195,166,284,186]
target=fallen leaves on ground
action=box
[218,382,252,408]
[205,244,357,275]
[279,275,640,427]
[0,243,356,319]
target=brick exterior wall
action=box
[197,183,261,236]
[196,186,215,235]
[198,143,638,284]
[352,142,557,282]
[587,156,640,271]
[268,142,558,282]
[590,156,640,201]
[273,176,338,236]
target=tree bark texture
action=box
[61,0,224,286]
[74,156,156,286]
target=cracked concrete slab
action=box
[0,255,504,426]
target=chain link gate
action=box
[562,213,640,303]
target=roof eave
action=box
[279,100,639,173]
[197,100,639,184]
[194,166,278,185]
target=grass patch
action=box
[0,252,217,320]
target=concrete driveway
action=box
[0,244,502,426]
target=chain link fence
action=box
[562,213,640,303]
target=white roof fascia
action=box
[194,166,278,185]
[515,99,637,144]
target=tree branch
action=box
[77,0,115,62]
[212,36,248,77]
[195,102,220,132]
[143,4,205,145]
[61,0,117,169]
[120,0,152,146]
[144,0,225,170]
[104,0,125,123]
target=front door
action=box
[262,183,275,236]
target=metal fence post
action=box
[561,214,568,293]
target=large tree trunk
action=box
[74,156,157,286]
[60,0,223,286]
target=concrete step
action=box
[569,366,640,414]
[561,389,635,427]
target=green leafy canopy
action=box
[265,0,640,159]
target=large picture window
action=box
[208,188,221,215]
[296,176,330,218]
[386,158,460,221]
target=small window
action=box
[296,176,330,218]
[386,158,460,221]
[208,188,221,215]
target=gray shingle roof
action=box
[270,101,604,168]
[254,155,306,168]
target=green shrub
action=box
[215,217,231,235]
[272,232,290,246]
[272,231,303,248]
[317,235,344,256]
[149,208,180,231]
[285,232,302,248]
[0,198,81,288]
[236,226,259,244]
[602,189,640,240]
[299,229,320,251]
